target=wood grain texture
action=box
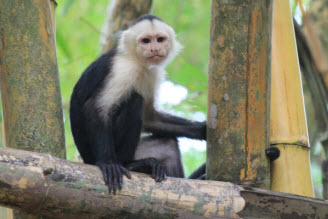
[0,0,65,158]
[207,0,273,189]
[1,147,328,218]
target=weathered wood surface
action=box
[0,1,64,218]
[207,0,273,189]
[1,147,328,218]
[102,0,152,52]
[0,0,65,158]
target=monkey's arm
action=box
[85,116,131,194]
[143,106,206,140]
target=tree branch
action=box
[0,147,327,218]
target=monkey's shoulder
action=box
[71,49,117,104]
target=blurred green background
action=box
[0,0,323,197]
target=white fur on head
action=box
[96,17,182,120]
[118,18,182,68]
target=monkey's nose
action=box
[151,47,160,53]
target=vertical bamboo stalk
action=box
[102,0,152,53]
[50,0,57,43]
[0,0,66,217]
[207,0,273,189]
[270,0,314,197]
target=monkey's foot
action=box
[265,147,280,161]
[125,158,167,182]
[96,162,131,194]
[145,158,167,182]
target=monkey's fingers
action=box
[160,168,166,181]
[151,164,156,179]
[99,166,108,185]
[158,165,166,182]
[116,166,123,190]
[155,165,161,182]
[107,166,113,193]
[120,166,131,179]
[112,165,118,195]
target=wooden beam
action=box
[1,147,328,218]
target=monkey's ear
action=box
[118,30,132,51]
[173,39,183,54]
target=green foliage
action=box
[153,0,210,113]
[183,148,206,177]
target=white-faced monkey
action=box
[70,15,206,193]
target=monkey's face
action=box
[120,19,182,67]
[136,32,170,65]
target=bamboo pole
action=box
[207,0,273,189]
[270,0,314,197]
[1,146,328,218]
[50,0,57,43]
[102,0,152,53]
[0,0,65,217]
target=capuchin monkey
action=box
[70,15,206,193]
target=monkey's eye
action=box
[157,37,165,43]
[142,38,151,44]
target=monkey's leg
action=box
[188,163,206,180]
[133,136,185,178]
[125,157,167,182]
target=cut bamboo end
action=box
[270,144,314,197]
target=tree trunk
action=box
[207,0,273,189]
[0,0,64,218]
[0,146,328,218]
[102,0,152,53]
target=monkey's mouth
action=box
[148,55,164,60]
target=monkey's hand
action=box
[96,161,131,194]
